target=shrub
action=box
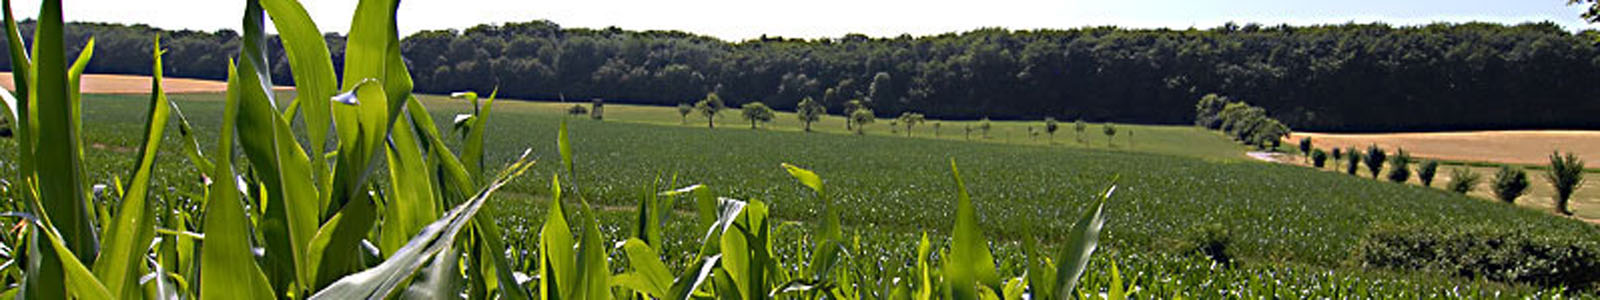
[1545,151,1586,215]
[1311,148,1328,168]
[1345,148,1362,176]
[1491,166,1530,203]
[1332,147,1343,161]
[1417,160,1439,187]
[1448,167,1481,194]
[1298,137,1313,161]
[1364,145,1387,179]
[567,104,588,115]
[676,103,693,124]
[1180,223,1234,266]
[1357,223,1600,289]
[1194,93,1229,129]
[1386,149,1412,183]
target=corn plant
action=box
[0,0,539,298]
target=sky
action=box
[9,0,1599,41]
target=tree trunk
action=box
[750,120,757,129]
[804,121,812,132]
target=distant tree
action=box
[1545,151,1586,215]
[795,96,825,132]
[695,92,725,128]
[1387,149,1412,183]
[889,120,899,134]
[1491,166,1530,203]
[1364,145,1387,179]
[1311,148,1328,168]
[1252,119,1289,150]
[1027,127,1039,140]
[868,72,895,104]
[1573,0,1600,23]
[1332,148,1344,161]
[1044,117,1060,142]
[933,122,942,137]
[590,98,605,120]
[897,112,925,137]
[850,109,875,135]
[741,102,776,129]
[1298,137,1313,162]
[677,103,693,124]
[1418,160,1440,187]
[979,117,993,138]
[1346,148,1362,176]
[843,99,867,130]
[1448,167,1481,194]
[963,124,973,140]
[1194,93,1230,129]
[567,104,588,115]
[1074,119,1087,143]
[1103,122,1117,146]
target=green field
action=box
[25,92,1597,297]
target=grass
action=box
[28,92,1600,296]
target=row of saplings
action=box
[1298,139,1587,216]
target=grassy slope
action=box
[35,93,1600,295]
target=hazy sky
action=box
[10,0,1598,41]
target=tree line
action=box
[3,20,1599,132]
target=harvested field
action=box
[1293,130,1600,165]
[0,72,291,94]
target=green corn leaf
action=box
[167,101,214,172]
[462,88,497,183]
[404,95,473,203]
[1053,180,1116,298]
[90,36,167,299]
[540,174,575,299]
[314,80,387,288]
[572,201,612,300]
[915,232,932,300]
[258,0,337,168]
[199,61,277,300]
[2,0,30,195]
[310,150,536,299]
[29,0,96,265]
[558,119,574,176]
[946,159,1000,300]
[380,108,439,256]
[617,238,673,297]
[30,219,115,300]
[472,218,531,300]
[669,254,721,300]
[66,37,91,141]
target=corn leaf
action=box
[259,0,337,173]
[539,174,576,299]
[946,159,1000,299]
[31,219,114,300]
[572,202,612,299]
[90,36,167,299]
[380,108,439,256]
[1052,182,1116,298]
[309,150,535,299]
[199,61,277,300]
[404,95,473,203]
[462,88,496,183]
[29,0,96,265]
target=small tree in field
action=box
[1491,166,1530,203]
[1311,148,1328,168]
[1364,145,1387,179]
[979,117,993,138]
[1387,149,1412,183]
[850,109,875,135]
[964,125,973,140]
[1545,151,1585,215]
[1044,117,1060,143]
[1298,137,1313,162]
[1345,149,1362,176]
[1448,167,1481,194]
[933,122,942,137]
[1074,119,1087,143]
[897,112,925,137]
[1103,122,1118,146]
[741,102,775,129]
[795,96,824,132]
[844,99,866,130]
[1418,160,1440,187]
[677,103,693,124]
[695,92,725,128]
[1332,148,1343,161]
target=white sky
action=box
[9,0,1599,41]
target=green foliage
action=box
[1298,137,1312,156]
[795,96,824,132]
[1193,93,1229,129]
[740,101,775,129]
[696,92,724,128]
[1073,119,1086,143]
[1102,122,1117,146]
[1043,117,1059,141]
[897,112,925,137]
[1358,223,1600,290]
[566,104,588,115]
[1448,167,1482,194]
[1332,147,1343,161]
[1417,160,1440,187]
[1179,223,1233,266]
[1364,145,1387,179]
[1545,151,1586,215]
[1310,148,1328,168]
[850,108,875,135]
[1491,166,1530,203]
[1386,149,1412,183]
[1345,148,1362,176]
[677,102,693,124]
[979,117,992,138]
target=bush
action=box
[1364,145,1387,179]
[1332,147,1343,161]
[1491,166,1530,203]
[1546,151,1586,215]
[567,104,589,115]
[1448,167,1481,194]
[1386,149,1412,183]
[1176,223,1234,266]
[1298,137,1312,157]
[1345,148,1362,176]
[1357,223,1600,289]
[1417,160,1440,187]
[1311,148,1328,168]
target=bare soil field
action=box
[1293,130,1600,165]
[0,72,290,94]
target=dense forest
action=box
[3,20,1598,131]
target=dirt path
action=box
[0,72,291,94]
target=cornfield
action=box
[0,0,1122,299]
